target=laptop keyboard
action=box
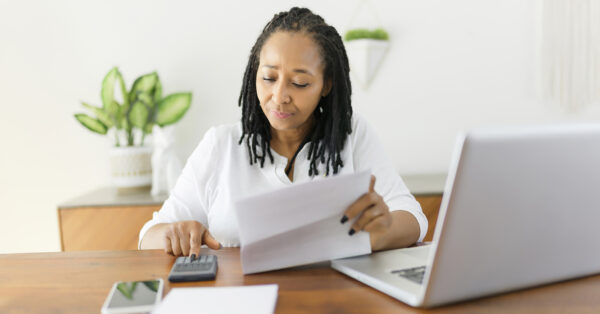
[391,266,427,284]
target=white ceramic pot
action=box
[109,146,153,188]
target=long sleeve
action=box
[138,127,219,248]
[351,115,428,242]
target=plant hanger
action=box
[344,0,390,89]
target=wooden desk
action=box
[1,249,599,313]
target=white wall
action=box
[1,0,598,253]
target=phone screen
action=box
[107,280,161,309]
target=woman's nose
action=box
[272,81,291,104]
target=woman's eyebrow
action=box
[262,65,314,76]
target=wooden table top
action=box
[1,248,599,313]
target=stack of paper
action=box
[153,284,278,314]
[234,170,372,274]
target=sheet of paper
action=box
[152,284,278,314]
[234,170,372,274]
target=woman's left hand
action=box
[341,175,392,250]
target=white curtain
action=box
[539,0,600,111]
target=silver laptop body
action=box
[331,124,600,307]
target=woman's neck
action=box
[270,116,314,156]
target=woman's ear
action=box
[322,79,332,97]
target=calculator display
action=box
[107,280,160,309]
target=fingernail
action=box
[348,228,355,236]
[218,243,223,249]
[190,253,196,261]
[340,215,348,224]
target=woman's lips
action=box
[272,110,293,119]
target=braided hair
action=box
[238,7,353,176]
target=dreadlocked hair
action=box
[238,7,353,176]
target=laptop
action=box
[331,124,600,307]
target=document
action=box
[153,284,278,314]
[233,170,372,274]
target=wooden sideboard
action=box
[57,174,445,251]
[57,187,167,251]
[414,195,442,242]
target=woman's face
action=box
[256,31,331,135]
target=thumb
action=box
[369,175,376,193]
[203,230,222,250]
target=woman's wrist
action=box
[140,223,169,250]
[370,211,420,252]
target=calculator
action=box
[168,254,218,282]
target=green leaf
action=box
[117,70,129,107]
[74,114,108,135]
[130,101,149,129]
[344,28,389,41]
[156,92,192,126]
[144,122,154,134]
[116,282,137,300]
[81,102,113,128]
[153,79,162,103]
[120,115,129,130]
[129,72,158,103]
[137,92,153,106]
[115,104,125,130]
[101,67,119,116]
[142,281,158,292]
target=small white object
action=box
[153,284,278,314]
[109,146,153,188]
[345,39,389,89]
[151,125,182,196]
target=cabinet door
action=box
[414,195,443,242]
[58,205,160,251]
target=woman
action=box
[139,7,427,257]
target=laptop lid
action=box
[422,124,600,306]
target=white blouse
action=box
[139,114,428,248]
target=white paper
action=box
[234,170,372,274]
[152,284,278,314]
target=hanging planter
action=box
[344,28,390,89]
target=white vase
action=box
[344,39,389,89]
[151,125,182,196]
[109,146,153,188]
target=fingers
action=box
[169,232,182,256]
[341,175,392,235]
[164,236,173,255]
[342,175,378,222]
[180,233,191,256]
[343,192,379,222]
[189,230,202,257]
[369,175,375,193]
[203,231,222,250]
[164,221,221,257]
[352,207,385,232]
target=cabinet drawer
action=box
[58,205,160,251]
[414,195,443,242]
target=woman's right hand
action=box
[163,220,221,256]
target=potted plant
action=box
[344,28,390,89]
[75,67,192,188]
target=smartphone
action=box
[101,279,164,314]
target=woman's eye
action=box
[262,77,275,82]
[293,83,309,88]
